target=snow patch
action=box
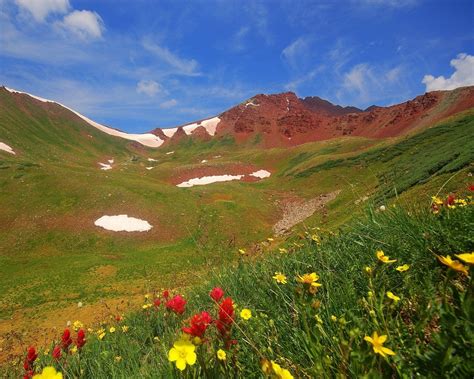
[162,128,178,138]
[94,215,152,232]
[177,175,244,188]
[180,116,221,136]
[4,87,164,148]
[201,159,208,163]
[250,169,271,179]
[147,158,158,162]
[166,151,175,155]
[245,100,259,107]
[99,162,112,170]
[146,167,154,170]
[0,142,15,155]
[108,159,114,164]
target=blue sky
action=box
[1,0,473,132]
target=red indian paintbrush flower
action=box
[210,287,225,302]
[218,297,234,324]
[23,346,37,372]
[154,298,161,307]
[182,311,212,337]
[52,345,61,360]
[446,194,456,206]
[61,328,72,350]
[165,295,186,314]
[162,290,170,299]
[77,329,86,348]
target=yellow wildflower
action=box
[238,248,246,255]
[278,247,288,254]
[109,327,116,333]
[144,293,151,300]
[386,291,400,303]
[70,345,78,355]
[192,336,202,345]
[72,320,83,331]
[270,361,294,379]
[240,308,252,320]
[331,315,337,322]
[368,291,373,298]
[115,356,122,363]
[32,366,62,379]
[431,196,443,206]
[273,272,288,284]
[396,264,410,272]
[455,252,474,265]
[365,266,372,273]
[153,336,160,343]
[261,359,272,375]
[142,303,152,310]
[297,272,322,286]
[311,234,321,244]
[437,255,469,276]
[97,328,106,340]
[454,199,467,207]
[364,331,396,357]
[121,325,129,333]
[168,339,197,371]
[216,349,226,361]
[267,237,274,242]
[376,250,397,263]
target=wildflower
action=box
[153,336,160,343]
[396,264,410,272]
[52,346,61,360]
[182,311,212,338]
[431,196,443,206]
[365,266,372,273]
[154,298,161,307]
[273,272,287,284]
[70,346,78,355]
[72,320,83,331]
[24,346,37,371]
[455,252,474,265]
[76,329,86,348]
[279,247,288,254]
[238,248,246,255]
[261,359,272,375]
[210,287,225,302]
[217,349,227,361]
[368,291,373,298]
[166,295,187,315]
[379,205,386,211]
[115,315,123,322]
[240,308,252,320]
[315,314,323,324]
[115,356,122,363]
[192,336,202,345]
[369,310,376,317]
[145,293,151,300]
[297,272,321,286]
[218,297,234,324]
[437,255,469,276]
[142,304,152,310]
[454,199,467,207]
[376,250,397,263]
[331,315,337,322]
[270,361,294,379]
[267,237,274,242]
[61,329,72,350]
[311,234,321,244]
[386,291,400,303]
[168,339,197,371]
[163,290,170,299]
[32,366,62,379]
[364,331,396,357]
[121,326,129,333]
[97,329,106,340]
[446,194,456,208]
[109,327,116,333]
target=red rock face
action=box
[153,86,474,148]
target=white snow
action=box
[250,169,271,179]
[4,87,164,148]
[200,117,220,136]
[162,128,178,138]
[0,142,15,155]
[286,97,290,112]
[147,158,158,162]
[163,116,221,137]
[146,167,154,170]
[245,100,259,107]
[94,215,153,232]
[99,162,112,170]
[166,151,175,155]
[177,174,244,188]
[108,159,114,164]
[201,159,208,163]
[177,169,271,187]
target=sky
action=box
[0,0,473,133]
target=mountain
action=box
[153,86,474,148]
[301,96,362,115]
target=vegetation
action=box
[5,191,473,378]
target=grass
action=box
[4,191,472,378]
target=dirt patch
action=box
[273,190,341,235]
[90,265,117,279]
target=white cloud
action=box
[355,0,419,8]
[143,39,200,76]
[58,10,104,40]
[282,37,310,69]
[231,26,250,52]
[15,0,70,22]
[160,99,178,109]
[422,53,474,92]
[136,80,162,97]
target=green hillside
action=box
[0,91,472,375]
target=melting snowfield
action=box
[177,170,271,187]
[0,142,15,155]
[94,215,153,232]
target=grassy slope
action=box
[0,92,472,365]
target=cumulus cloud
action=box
[15,0,70,22]
[136,80,162,97]
[57,10,104,40]
[143,39,200,76]
[160,99,178,109]
[282,37,310,69]
[422,53,474,91]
